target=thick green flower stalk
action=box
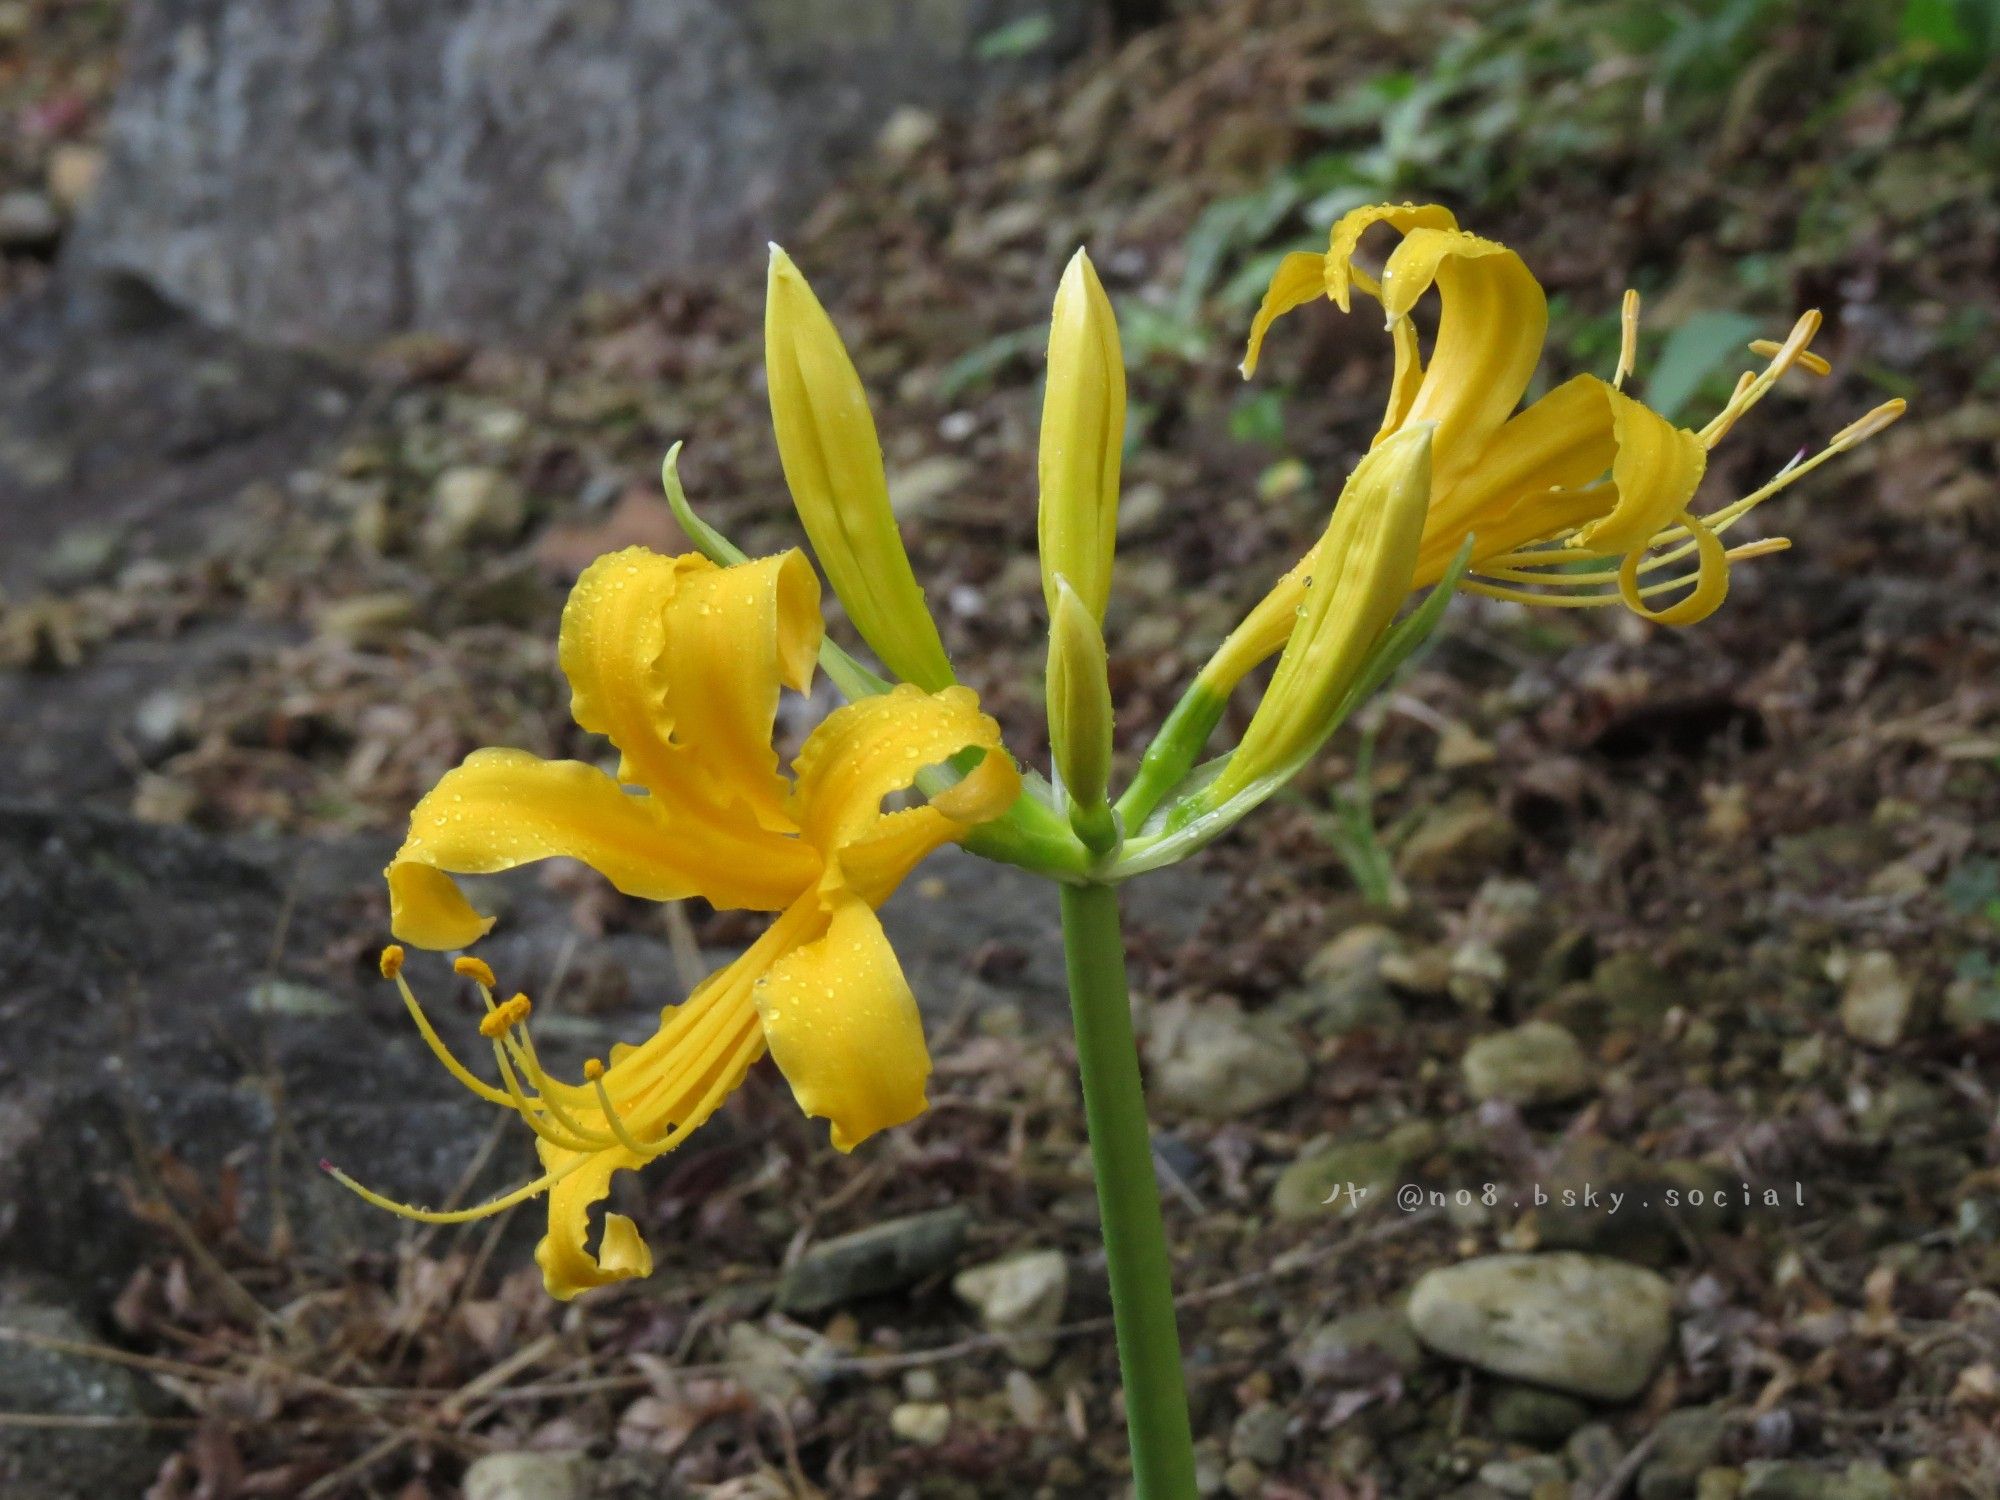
[337,202,1902,1498]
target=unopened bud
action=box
[766,246,954,691]
[1038,249,1126,624]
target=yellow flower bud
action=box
[1037,248,1126,624]
[1046,577,1116,846]
[1209,424,1433,805]
[765,246,954,692]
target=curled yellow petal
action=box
[1379,227,1548,492]
[791,683,1020,905]
[531,1148,652,1300]
[1210,423,1432,804]
[754,896,931,1153]
[657,548,823,831]
[765,247,954,691]
[1414,374,1619,578]
[1573,385,1709,556]
[1038,249,1126,623]
[558,546,705,796]
[1617,508,1730,626]
[385,748,819,950]
[1240,250,1331,380]
[1322,201,1458,313]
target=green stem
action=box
[1058,882,1198,1500]
[1114,681,1227,834]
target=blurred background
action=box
[1,1,1997,1496]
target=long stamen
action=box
[1481,397,1903,586]
[599,979,757,1137]
[500,1024,620,1149]
[585,1059,662,1159]
[380,947,513,1108]
[488,1036,606,1153]
[1613,289,1640,390]
[1469,537,1787,604]
[1700,309,1822,448]
[320,1150,597,1224]
[1475,535,1788,588]
[469,986,616,1152]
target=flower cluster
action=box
[333,200,1898,1298]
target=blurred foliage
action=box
[1125,0,1998,419]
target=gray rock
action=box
[889,1400,952,1445]
[1397,797,1517,884]
[1270,1121,1437,1222]
[0,803,525,1300]
[1637,1406,1730,1500]
[1739,1462,1841,1500]
[951,1249,1067,1368]
[1406,1252,1675,1402]
[423,464,527,553]
[463,1451,594,1500]
[1739,1462,1896,1500]
[1488,1382,1591,1444]
[1839,950,1918,1048]
[0,189,60,251]
[1229,1402,1288,1467]
[1147,998,1309,1120]
[1566,1423,1625,1488]
[1461,1021,1592,1107]
[1291,1306,1425,1385]
[1477,1455,1568,1496]
[1279,923,1404,1034]
[74,0,1096,343]
[0,1286,166,1499]
[777,1207,969,1315]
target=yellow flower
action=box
[337,545,1019,1299]
[1204,200,1905,699]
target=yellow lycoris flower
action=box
[1202,200,1905,701]
[339,545,1019,1299]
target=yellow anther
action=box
[1748,338,1832,376]
[378,944,405,979]
[453,955,497,988]
[1830,398,1907,451]
[478,994,532,1038]
[584,1058,605,1082]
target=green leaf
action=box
[975,13,1055,60]
[1644,310,1763,423]
[1901,0,1974,53]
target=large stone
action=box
[952,1249,1068,1368]
[73,0,1096,343]
[1291,1306,1425,1386]
[0,1285,166,1499]
[1838,950,1918,1048]
[1397,796,1517,885]
[463,1451,594,1500]
[1461,1021,1592,1107]
[1147,998,1310,1120]
[0,802,535,1300]
[776,1207,969,1315]
[1270,1121,1437,1222]
[1407,1252,1675,1402]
